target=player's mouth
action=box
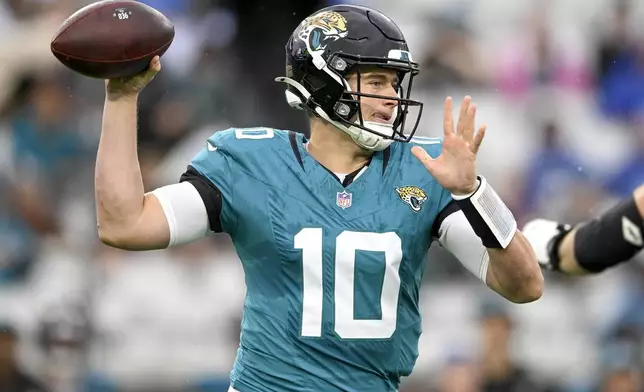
[371,113,393,124]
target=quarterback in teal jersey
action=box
[96,4,543,392]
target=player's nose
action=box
[381,85,399,107]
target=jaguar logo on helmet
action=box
[297,11,348,54]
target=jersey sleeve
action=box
[179,130,238,235]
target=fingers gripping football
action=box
[105,56,161,99]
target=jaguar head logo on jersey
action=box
[298,11,348,54]
[336,190,353,209]
[395,186,427,212]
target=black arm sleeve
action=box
[574,195,644,273]
[179,165,224,233]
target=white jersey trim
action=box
[150,182,211,247]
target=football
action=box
[50,0,174,79]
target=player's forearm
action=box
[486,231,544,303]
[555,229,585,274]
[558,185,644,275]
[95,96,147,242]
[448,176,543,302]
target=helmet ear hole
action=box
[335,92,359,120]
[334,102,352,118]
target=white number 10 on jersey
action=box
[294,229,403,339]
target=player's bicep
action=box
[99,192,172,251]
[435,209,490,283]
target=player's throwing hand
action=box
[105,56,161,100]
[411,96,486,196]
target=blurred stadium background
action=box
[1,0,644,391]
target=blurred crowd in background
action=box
[1,0,644,391]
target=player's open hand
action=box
[411,96,486,196]
[105,56,161,100]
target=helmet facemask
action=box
[329,53,423,148]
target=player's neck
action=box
[307,123,373,174]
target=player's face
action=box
[347,67,399,125]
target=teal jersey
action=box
[185,128,452,392]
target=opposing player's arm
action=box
[433,178,543,303]
[523,184,644,275]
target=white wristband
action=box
[452,176,517,249]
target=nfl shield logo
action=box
[336,191,353,209]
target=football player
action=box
[96,5,542,392]
[523,184,644,274]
